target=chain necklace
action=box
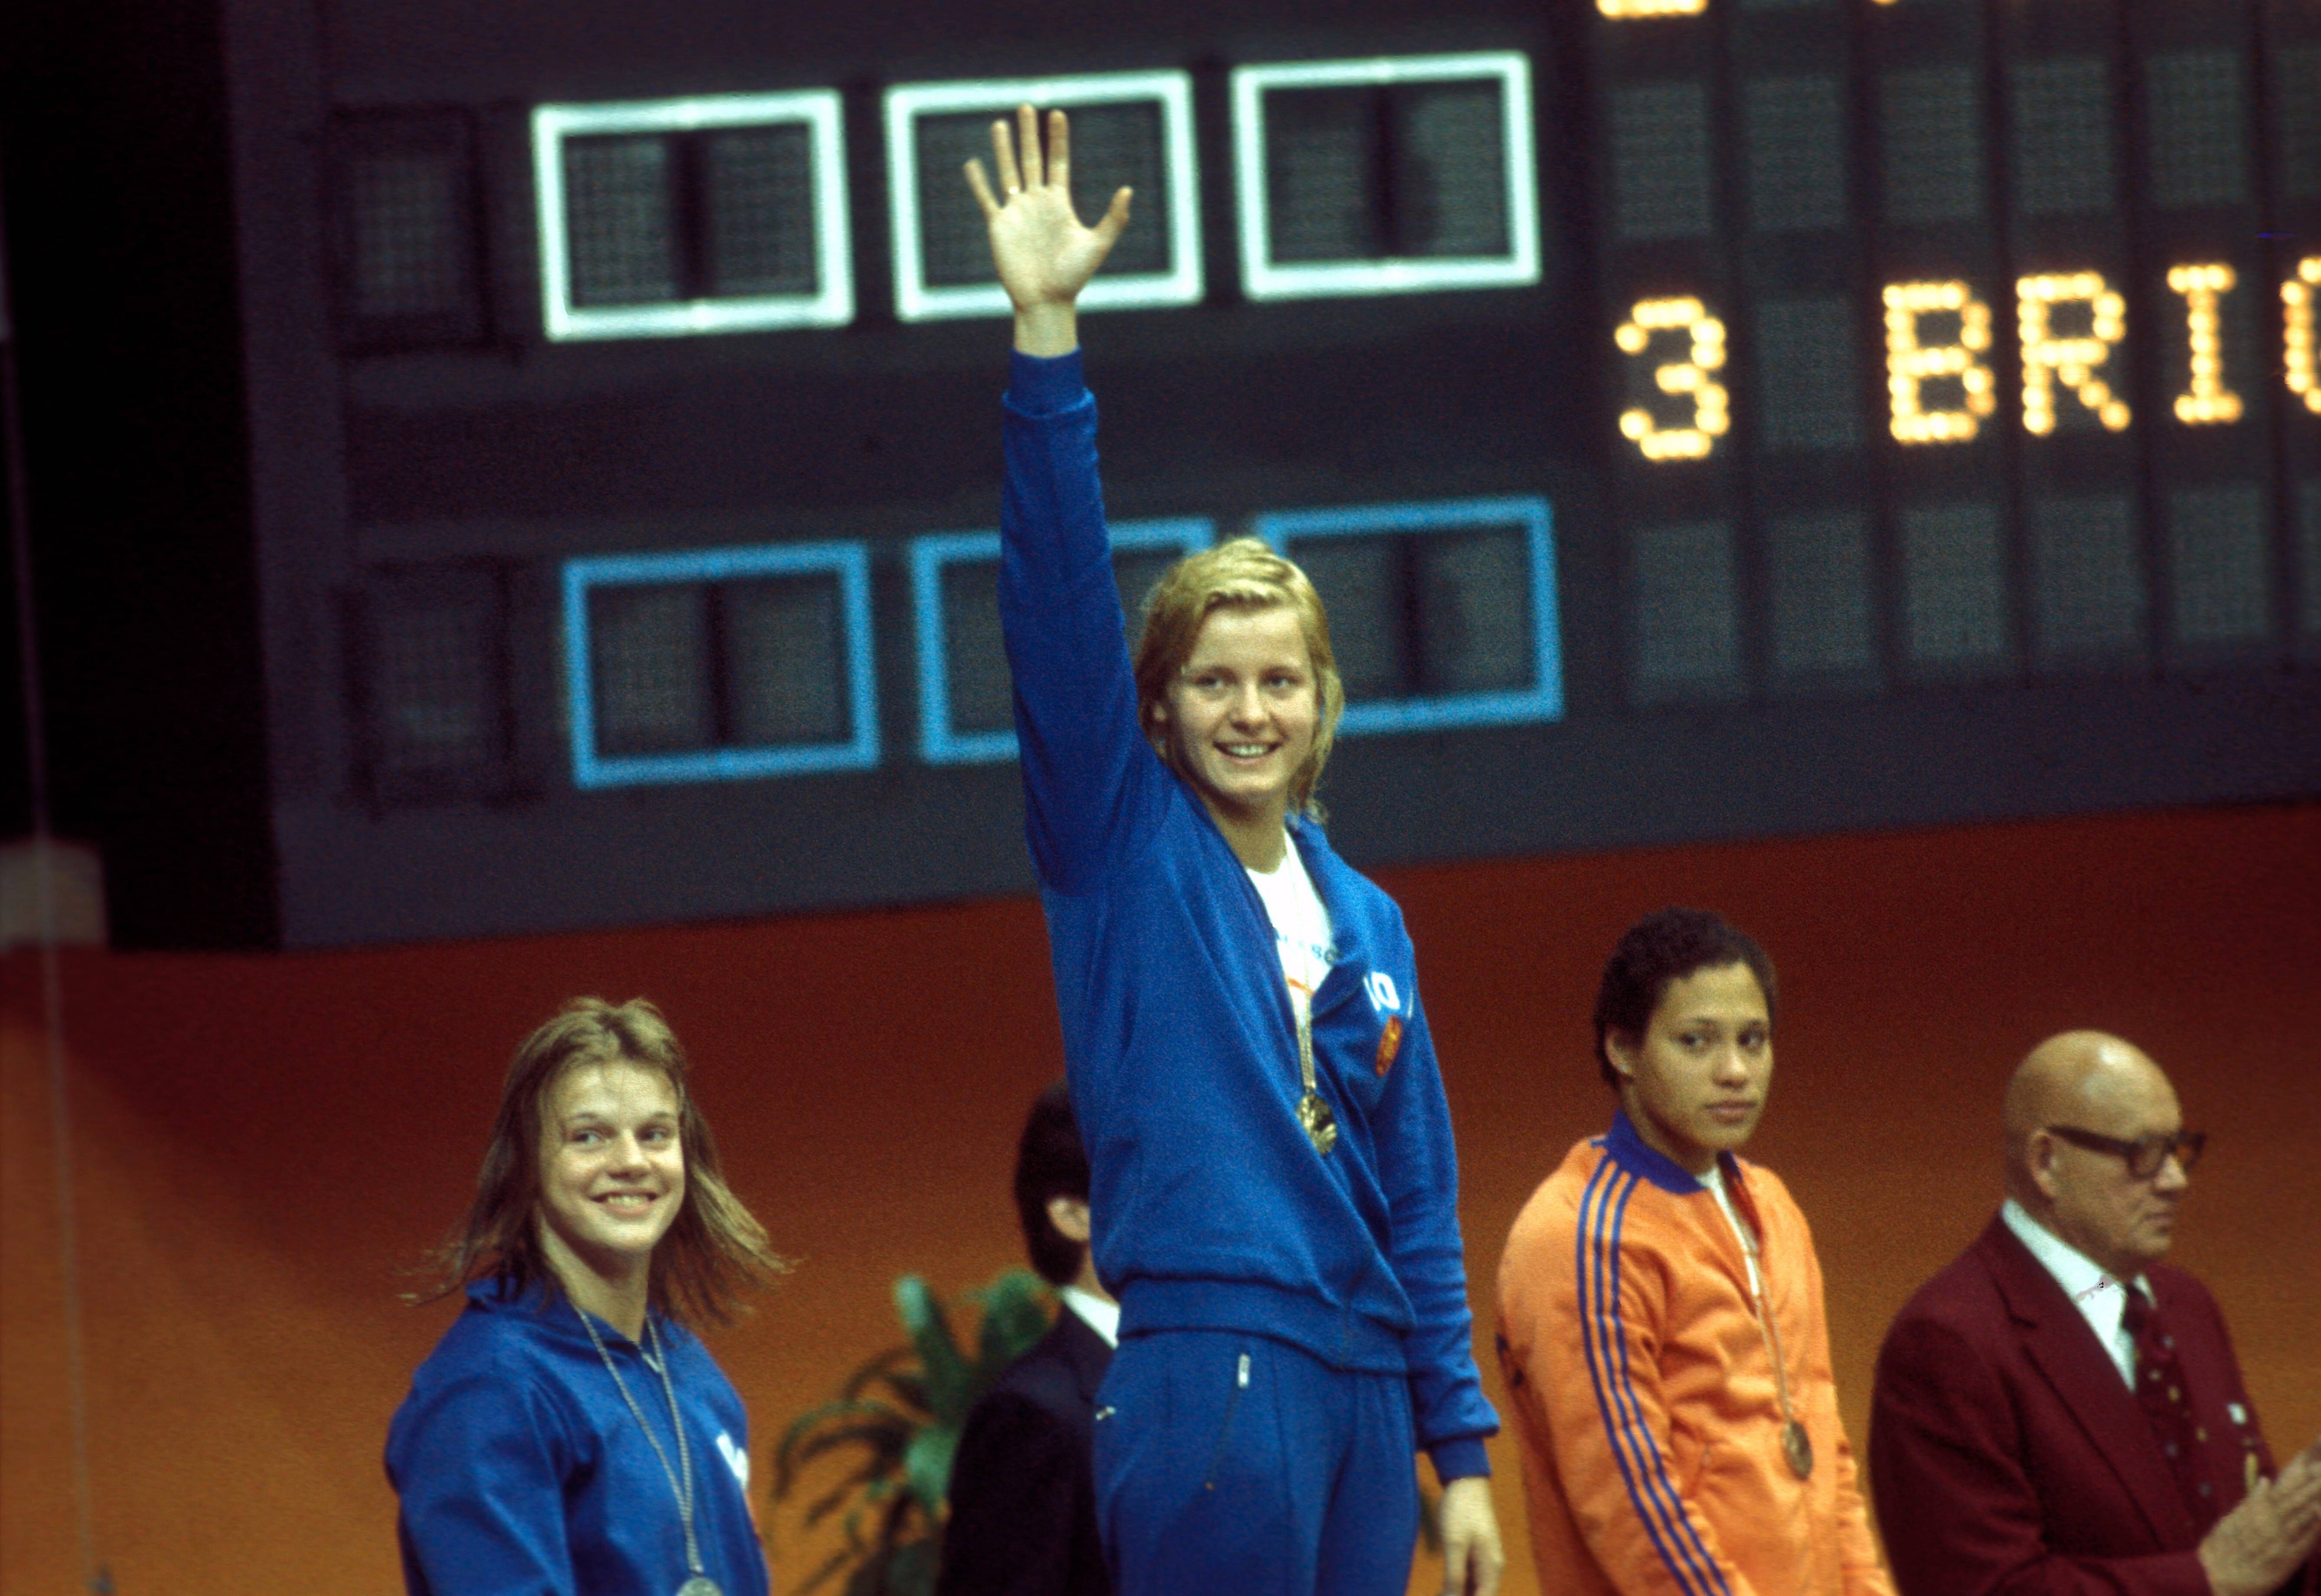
[1722,1178,1814,1481]
[575,1304,724,1596]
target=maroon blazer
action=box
[1870,1216,2284,1596]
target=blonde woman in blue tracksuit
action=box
[965,107,1504,1596]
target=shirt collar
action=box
[1604,1109,1718,1195]
[2000,1198,2148,1362]
[1059,1286,1119,1348]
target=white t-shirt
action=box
[1247,836,1335,1022]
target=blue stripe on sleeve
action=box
[1577,1160,1733,1596]
[1575,1161,1705,1596]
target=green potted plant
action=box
[773,1268,1053,1596]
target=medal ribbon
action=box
[577,1306,716,1591]
[1727,1181,1813,1480]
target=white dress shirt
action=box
[1059,1285,1119,1348]
[2000,1198,2144,1388]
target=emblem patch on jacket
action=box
[1375,1015,1404,1077]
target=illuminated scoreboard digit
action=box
[1616,297,1729,461]
[1591,0,2318,684]
[2291,258,2321,416]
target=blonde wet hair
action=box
[1130,537,1345,819]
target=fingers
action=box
[1440,1536,1470,1596]
[963,157,1000,221]
[1016,103,1043,189]
[1048,107,1071,195]
[989,114,1023,197]
[2281,1465,2321,1528]
[1092,186,1134,250]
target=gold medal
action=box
[1298,1090,1338,1155]
[1782,1419,1814,1480]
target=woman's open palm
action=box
[965,105,1133,313]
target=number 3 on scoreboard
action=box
[1616,297,1730,462]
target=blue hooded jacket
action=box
[999,351,1498,1479]
[386,1277,765,1596]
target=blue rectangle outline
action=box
[562,540,880,789]
[1250,496,1564,732]
[910,518,1214,765]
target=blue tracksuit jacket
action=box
[998,350,1498,1480]
[386,1276,766,1596]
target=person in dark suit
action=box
[1871,1031,2321,1596]
[940,1082,1115,1596]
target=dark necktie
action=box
[2121,1284,2219,1534]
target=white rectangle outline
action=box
[885,72,1204,322]
[533,91,854,342]
[1253,496,1564,732]
[562,540,879,788]
[1231,52,1542,302]
[910,519,1214,764]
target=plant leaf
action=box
[874,1370,930,1416]
[902,1421,960,1519]
[839,1345,918,1403]
[894,1275,976,1428]
[772,1399,908,1493]
[886,1535,941,1596]
[793,1545,856,1596]
[971,1269,1055,1381]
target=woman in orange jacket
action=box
[1495,908,1894,1596]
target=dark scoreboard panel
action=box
[11,0,2321,947]
[1592,0,2321,695]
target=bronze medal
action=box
[1297,1090,1338,1155]
[1781,1419,1814,1480]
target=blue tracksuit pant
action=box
[1091,1329,1421,1596]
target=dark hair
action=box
[1013,1081,1093,1287]
[1593,908,1778,1088]
[411,997,789,1325]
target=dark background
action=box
[8,0,2315,949]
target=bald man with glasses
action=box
[1871,1031,2321,1596]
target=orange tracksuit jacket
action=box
[1495,1112,1894,1596]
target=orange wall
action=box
[4,803,2317,1596]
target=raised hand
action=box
[964,104,1133,356]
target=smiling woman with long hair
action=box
[387,998,786,1596]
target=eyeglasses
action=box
[2044,1125,2207,1179]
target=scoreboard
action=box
[13,0,2321,947]
[1592,0,2320,697]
